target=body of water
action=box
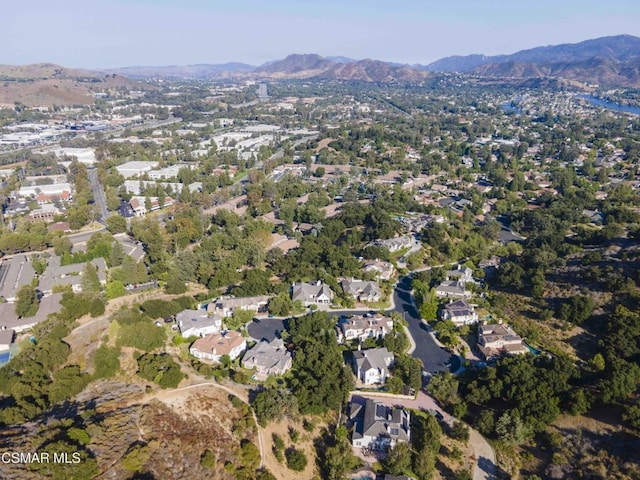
[0,351,11,366]
[580,95,640,116]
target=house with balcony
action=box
[338,314,394,343]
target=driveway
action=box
[350,391,497,480]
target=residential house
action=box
[338,314,394,343]
[177,309,222,338]
[241,338,292,376]
[340,278,382,303]
[209,295,271,317]
[39,257,107,295]
[362,259,395,281]
[0,293,63,332]
[291,281,334,306]
[190,331,247,363]
[477,323,528,361]
[28,204,63,221]
[0,255,36,302]
[370,236,414,253]
[440,300,479,327]
[352,347,394,385]
[349,398,411,450]
[434,280,471,299]
[444,266,473,284]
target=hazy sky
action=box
[3,0,640,68]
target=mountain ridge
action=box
[422,34,640,86]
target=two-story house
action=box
[349,398,411,451]
[352,347,394,385]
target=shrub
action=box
[285,447,307,472]
[200,449,216,469]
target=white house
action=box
[440,300,479,327]
[291,281,334,306]
[338,314,394,343]
[176,309,222,338]
[352,347,394,385]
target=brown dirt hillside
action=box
[0,380,258,479]
[0,63,144,107]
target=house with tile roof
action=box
[190,331,246,363]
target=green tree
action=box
[93,345,121,378]
[289,312,354,414]
[285,447,307,472]
[495,410,527,443]
[384,441,412,476]
[136,353,184,388]
[268,293,293,317]
[106,281,126,299]
[106,214,127,234]
[200,449,216,469]
[15,284,39,318]
[251,388,298,426]
[427,371,460,406]
[81,262,102,294]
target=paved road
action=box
[65,226,107,245]
[247,273,451,373]
[88,168,109,223]
[391,275,452,373]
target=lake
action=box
[580,95,640,116]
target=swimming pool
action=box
[524,341,541,355]
[0,351,11,366]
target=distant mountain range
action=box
[101,35,640,87]
[2,34,640,107]
[423,34,640,87]
[106,54,428,83]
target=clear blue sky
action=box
[3,0,640,68]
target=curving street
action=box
[247,273,452,373]
[389,274,453,373]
